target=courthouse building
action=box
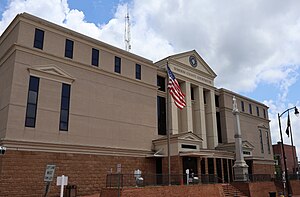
[0,13,274,196]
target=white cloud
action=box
[1,0,300,157]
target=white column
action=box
[168,92,179,135]
[205,89,218,149]
[193,86,207,148]
[181,82,193,133]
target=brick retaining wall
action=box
[0,150,155,197]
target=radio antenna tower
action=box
[124,6,131,51]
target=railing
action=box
[106,173,292,188]
[106,173,223,188]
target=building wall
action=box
[218,89,273,162]
[0,150,156,197]
[4,13,158,151]
[273,142,298,173]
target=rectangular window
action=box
[256,106,260,116]
[266,131,271,154]
[203,90,207,104]
[91,48,99,66]
[25,76,40,127]
[259,129,264,153]
[33,28,44,50]
[157,96,166,135]
[249,104,252,114]
[60,84,71,131]
[114,56,121,73]
[181,144,197,149]
[65,39,74,59]
[157,76,165,92]
[215,95,219,107]
[263,109,266,119]
[135,64,141,80]
[216,112,222,143]
[191,87,194,100]
[241,101,245,112]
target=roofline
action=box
[7,12,154,66]
[217,88,269,108]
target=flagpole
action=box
[166,60,171,186]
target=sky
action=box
[0,0,300,157]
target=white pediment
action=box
[28,64,75,84]
[178,132,203,142]
[169,50,217,78]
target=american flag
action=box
[167,65,186,109]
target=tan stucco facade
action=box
[0,13,274,196]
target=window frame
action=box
[114,56,121,73]
[65,39,74,59]
[91,48,99,67]
[135,64,141,80]
[157,75,166,92]
[33,28,44,50]
[241,101,245,112]
[59,83,71,131]
[25,76,40,127]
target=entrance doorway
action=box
[182,157,198,184]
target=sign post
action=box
[57,175,68,197]
[43,164,56,197]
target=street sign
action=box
[44,164,56,182]
[117,164,122,173]
[57,175,68,186]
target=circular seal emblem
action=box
[189,55,197,68]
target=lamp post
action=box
[278,106,299,197]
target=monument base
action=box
[233,162,249,182]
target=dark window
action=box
[114,56,121,73]
[91,48,99,66]
[181,144,197,149]
[216,158,222,182]
[191,87,194,100]
[25,76,40,127]
[157,76,165,92]
[259,129,264,153]
[263,109,266,119]
[256,106,260,116]
[65,39,74,59]
[208,158,214,175]
[60,84,71,131]
[157,96,166,135]
[215,95,219,107]
[135,64,141,80]
[33,28,44,50]
[216,112,222,143]
[203,90,207,104]
[249,104,252,114]
[241,101,245,112]
[201,158,206,174]
[223,159,228,183]
[266,131,271,154]
[243,151,251,155]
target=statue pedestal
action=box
[233,161,249,181]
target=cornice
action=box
[1,139,154,157]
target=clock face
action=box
[189,55,197,68]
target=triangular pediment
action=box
[152,132,203,143]
[169,50,217,78]
[28,64,75,83]
[178,132,203,142]
[216,140,254,152]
